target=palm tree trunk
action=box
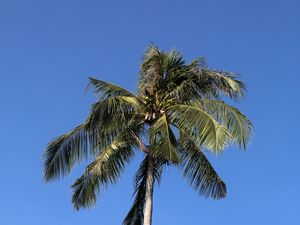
[143,158,154,225]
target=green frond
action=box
[71,169,101,210]
[158,57,245,103]
[168,104,231,153]
[87,95,145,149]
[87,77,136,99]
[178,135,226,199]
[163,50,185,80]
[88,129,138,180]
[164,57,205,85]
[138,45,187,99]
[71,126,143,210]
[149,115,179,163]
[159,59,203,104]
[198,70,246,100]
[43,96,144,182]
[162,80,199,105]
[138,45,164,96]
[123,155,165,225]
[88,96,138,127]
[43,124,92,182]
[200,99,253,148]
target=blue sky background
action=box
[1,0,300,224]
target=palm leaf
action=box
[162,49,185,83]
[71,169,101,210]
[178,135,226,199]
[200,99,253,148]
[168,104,231,153]
[87,95,144,150]
[138,45,165,96]
[43,123,92,181]
[198,70,245,100]
[159,57,245,102]
[89,96,142,127]
[149,115,179,163]
[43,96,143,182]
[87,77,136,99]
[139,46,188,99]
[71,125,143,210]
[161,79,199,105]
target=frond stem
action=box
[130,130,150,153]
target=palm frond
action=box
[164,57,205,85]
[87,95,145,150]
[88,96,140,127]
[71,169,101,210]
[163,50,185,81]
[161,79,199,105]
[139,46,188,99]
[197,70,246,100]
[178,135,226,199]
[159,57,245,102]
[123,155,165,225]
[138,45,164,96]
[43,96,144,182]
[71,125,144,210]
[43,123,92,181]
[87,77,136,99]
[200,99,253,148]
[168,104,231,153]
[149,115,179,163]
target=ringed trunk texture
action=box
[143,158,154,225]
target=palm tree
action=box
[43,45,252,225]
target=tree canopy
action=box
[43,45,252,225]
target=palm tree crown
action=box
[43,45,252,225]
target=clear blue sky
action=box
[1,0,299,224]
